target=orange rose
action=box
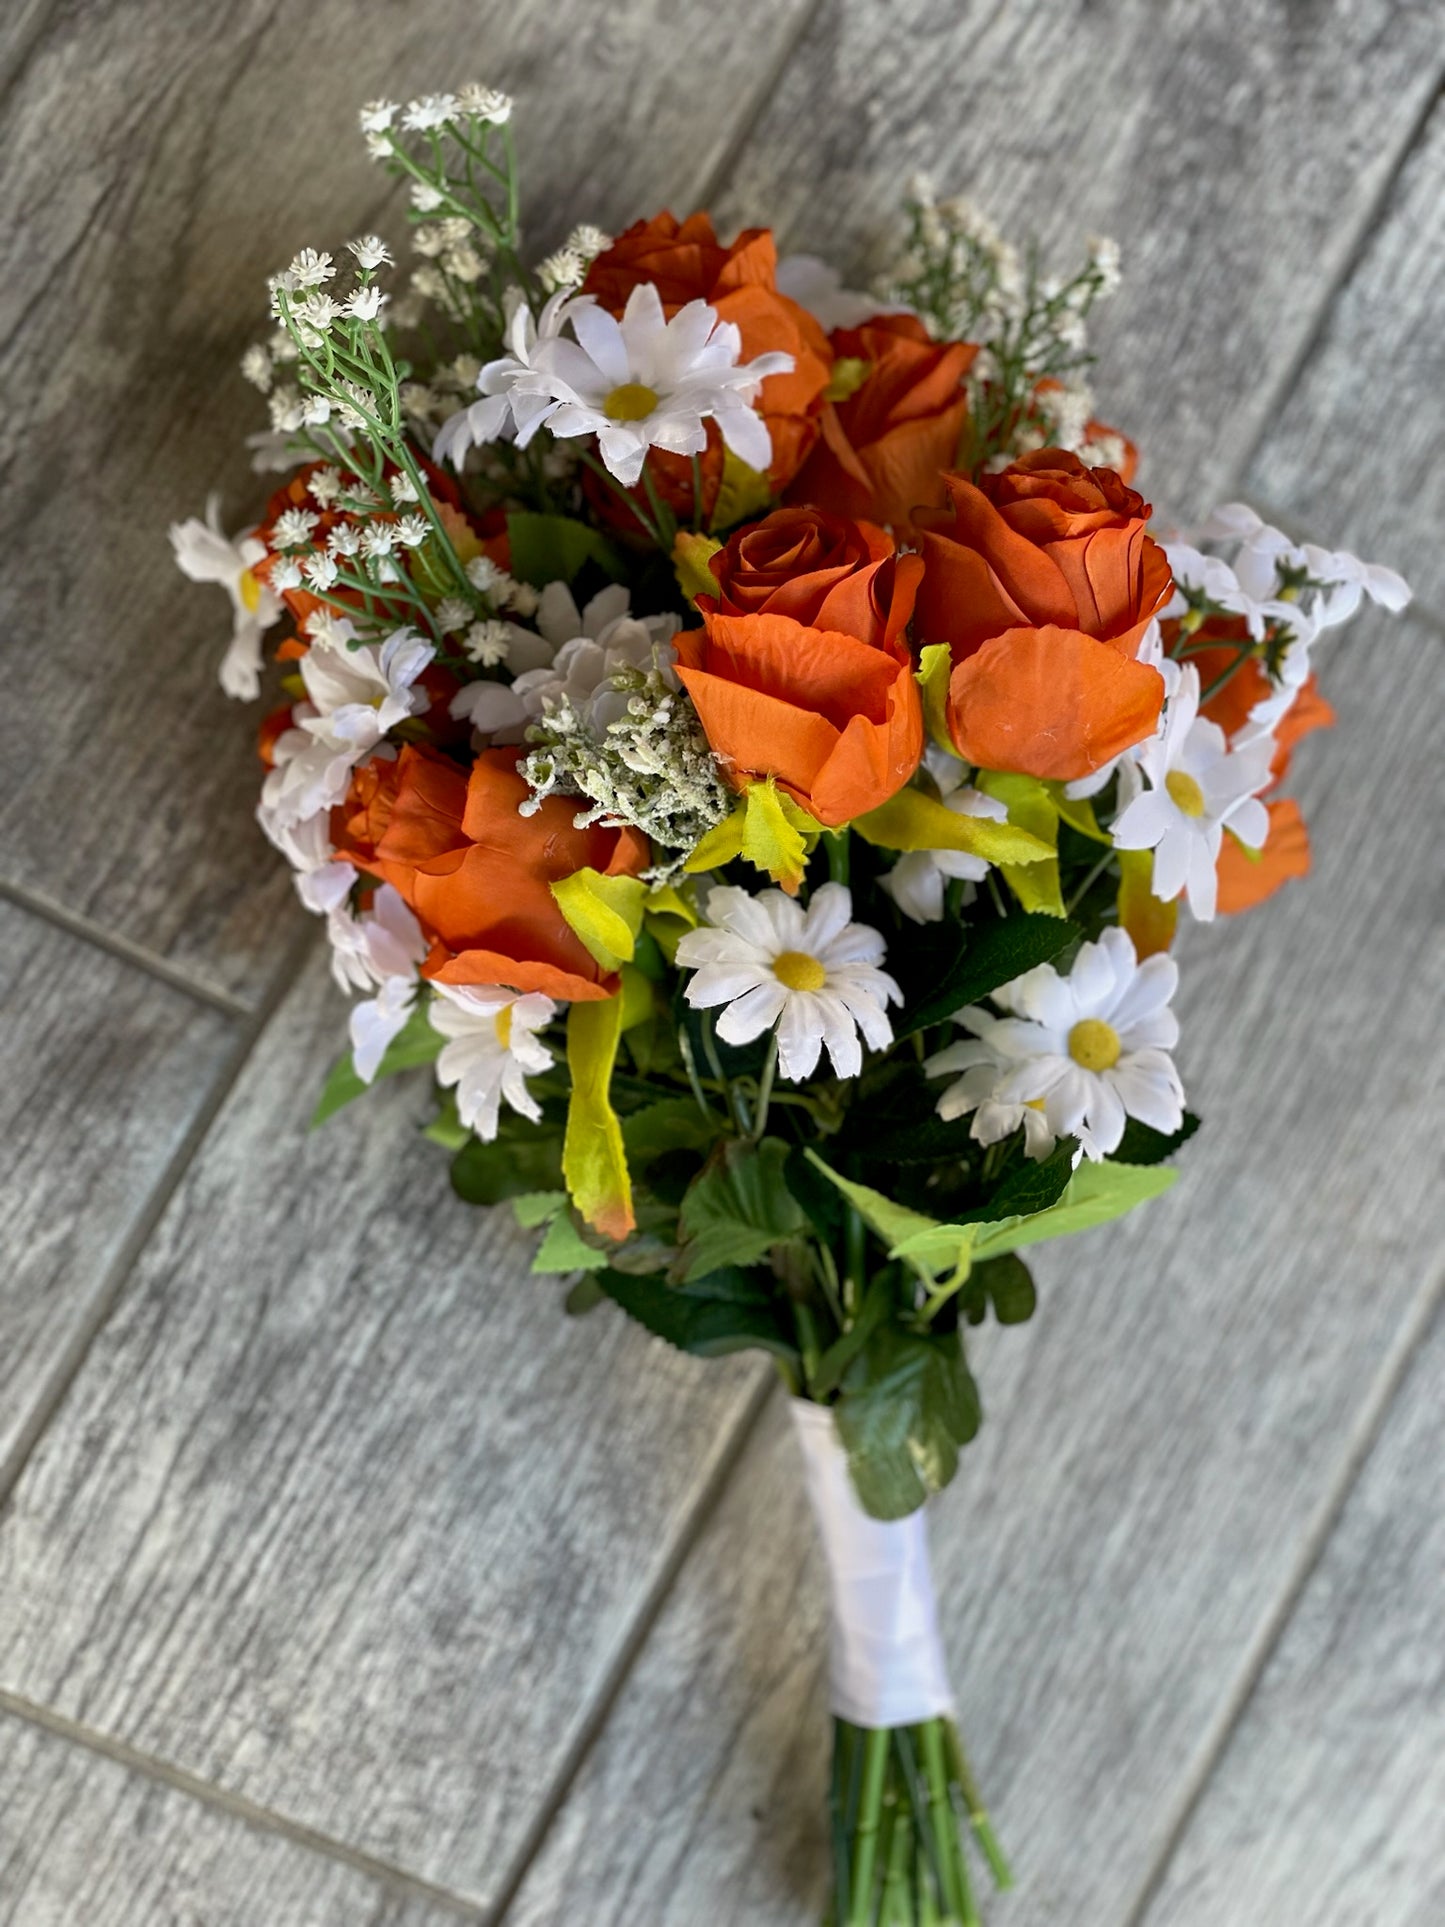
[675,525,924,827]
[332,754,406,871]
[698,505,917,649]
[914,450,1171,781]
[368,746,649,1000]
[785,314,975,535]
[583,212,832,515]
[1217,798,1311,913]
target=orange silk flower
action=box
[1217,798,1312,913]
[583,211,832,511]
[676,517,924,827]
[368,746,649,1000]
[786,314,975,536]
[913,450,1172,782]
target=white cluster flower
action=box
[435,595,473,634]
[240,343,273,392]
[169,496,284,701]
[269,386,305,434]
[433,283,794,486]
[259,623,433,831]
[927,928,1184,1162]
[461,619,518,667]
[455,84,513,125]
[677,884,902,1082]
[347,233,392,272]
[429,983,554,1140]
[270,505,320,550]
[403,93,460,132]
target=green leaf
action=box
[810,1274,894,1400]
[564,1274,607,1316]
[505,511,623,588]
[802,1153,951,1282]
[532,1211,610,1274]
[969,1254,1036,1326]
[594,1266,797,1361]
[835,1326,981,1519]
[450,1129,565,1205]
[897,913,1081,1038]
[311,1003,442,1126]
[675,1137,809,1282]
[512,1190,567,1229]
[970,1159,1178,1261]
[959,1139,1076,1224]
[1114,1111,1200,1165]
[621,1098,721,1168]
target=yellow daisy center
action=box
[603,381,660,422]
[238,566,264,615]
[1165,769,1207,818]
[493,1004,514,1050]
[773,950,828,993]
[1068,1018,1121,1072]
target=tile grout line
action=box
[482,1368,781,1927]
[0,922,319,1511]
[1118,1256,1445,1927]
[0,876,255,1020]
[1228,70,1444,497]
[0,1686,489,1922]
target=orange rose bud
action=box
[1216,798,1311,914]
[676,516,924,828]
[584,212,832,509]
[369,746,649,1001]
[786,314,975,535]
[698,504,916,650]
[915,450,1171,782]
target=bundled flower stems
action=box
[173,85,1411,1925]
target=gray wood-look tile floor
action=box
[1,5,1440,1922]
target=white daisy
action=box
[1112,665,1274,921]
[926,927,1184,1161]
[169,496,283,701]
[435,284,794,487]
[511,580,680,733]
[428,983,556,1138]
[675,883,901,1082]
[879,748,1009,924]
[326,886,430,1080]
[296,621,434,747]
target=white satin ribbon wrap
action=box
[790,1398,954,1728]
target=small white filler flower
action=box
[428,983,557,1138]
[676,883,901,1081]
[1111,664,1274,921]
[927,927,1184,1161]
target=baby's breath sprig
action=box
[358,88,525,360]
[878,176,1122,476]
[267,247,489,633]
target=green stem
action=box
[945,1722,1013,1891]
[847,1728,890,1925]
[1063,849,1116,917]
[844,1204,868,1299]
[578,449,665,546]
[825,829,851,887]
[1199,647,1258,705]
[920,1721,974,1927]
[749,1035,779,1142]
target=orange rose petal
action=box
[948,625,1166,781]
[915,533,1032,659]
[675,662,840,802]
[808,672,924,827]
[1216,799,1311,914]
[935,474,1079,630]
[425,944,615,1001]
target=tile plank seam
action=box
[1116,1254,1445,1927]
[0,877,254,1021]
[691,0,830,210]
[0,923,320,1511]
[1228,67,1445,506]
[0,1685,489,1924]
[479,1367,778,1927]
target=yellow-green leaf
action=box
[684,806,745,874]
[915,643,957,755]
[672,529,723,606]
[551,867,648,973]
[563,997,633,1241]
[1050,786,1112,846]
[853,784,1054,866]
[740,778,821,892]
[823,356,873,402]
[710,450,773,533]
[1117,846,1178,958]
[978,771,1065,916]
[618,962,655,1032]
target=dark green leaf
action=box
[674,1137,809,1282]
[784,1141,846,1242]
[593,1266,797,1362]
[450,1128,565,1205]
[834,1326,981,1519]
[505,511,623,588]
[810,1274,894,1400]
[897,913,1081,1038]
[311,1005,442,1126]
[621,1097,721,1167]
[957,1139,1077,1224]
[1113,1111,1201,1165]
[563,1275,607,1316]
[971,1254,1037,1325]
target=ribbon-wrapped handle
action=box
[790,1398,955,1728]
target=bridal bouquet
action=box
[173,84,1409,1925]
